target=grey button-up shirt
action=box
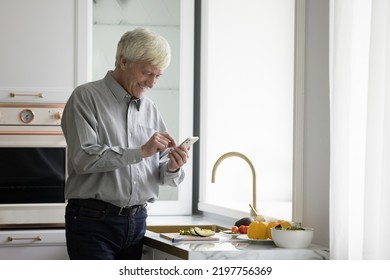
[61,71,184,207]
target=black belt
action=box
[68,198,146,216]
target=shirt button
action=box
[133,181,137,185]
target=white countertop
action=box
[145,215,329,260]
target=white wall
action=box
[303,0,330,247]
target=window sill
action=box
[198,201,293,221]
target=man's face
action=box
[117,58,163,99]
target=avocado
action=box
[234,217,254,227]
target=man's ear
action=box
[118,55,128,70]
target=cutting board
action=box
[160,232,219,242]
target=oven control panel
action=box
[0,103,65,126]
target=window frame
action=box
[193,0,305,222]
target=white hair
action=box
[115,28,171,70]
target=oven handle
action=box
[0,131,63,136]
[8,236,43,242]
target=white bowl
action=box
[271,227,314,249]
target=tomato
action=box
[239,225,249,234]
[231,226,239,233]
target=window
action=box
[198,0,300,221]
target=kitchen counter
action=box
[144,215,329,260]
[0,215,329,260]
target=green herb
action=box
[274,224,305,231]
[179,230,192,235]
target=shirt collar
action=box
[104,71,142,108]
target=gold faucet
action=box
[211,152,257,216]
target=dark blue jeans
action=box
[65,202,147,260]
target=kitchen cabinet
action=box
[0,0,90,103]
[0,229,68,260]
[142,245,183,260]
[142,245,154,260]
[153,248,183,260]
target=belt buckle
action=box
[118,204,144,216]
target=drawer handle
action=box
[10,92,44,98]
[7,236,43,241]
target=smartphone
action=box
[179,136,199,149]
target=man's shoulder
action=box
[75,79,105,92]
[70,79,107,100]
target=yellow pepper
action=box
[247,221,267,240]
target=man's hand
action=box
[141,132,176,158]
[167,145,190,172]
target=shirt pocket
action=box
[129,124,157,147]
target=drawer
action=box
[0,229,66,246]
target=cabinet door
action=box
[153,248,183,260]
[142,245,183,260]
[141,245,154,260]
[0,0,90,103]
[0,245,68,260]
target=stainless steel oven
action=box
[0,103,66,225]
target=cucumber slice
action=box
[194,227,215,237]
[190,227,198,236]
